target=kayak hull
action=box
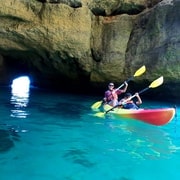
[103,105,175,126]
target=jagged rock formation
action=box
[0,0,179,101]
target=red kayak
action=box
[103,105,175,126]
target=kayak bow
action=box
[103,104,175,126]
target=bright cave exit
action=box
[10,76,31,118]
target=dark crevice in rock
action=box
[91,49,102,63]
[36,0,82,8]
[91,8,106,16]
[38,2,46,21]
[111,4,146,16]
[0,15,29,23]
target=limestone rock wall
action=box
[0,0,179,100]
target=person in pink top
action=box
[103,81,128,107]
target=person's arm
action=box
[103,91,108,103]
[135,93,142,105]
[118,98,125,105]
[121,81,128,93]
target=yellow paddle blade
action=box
[93,112,105,118]
[149,76,164,88]
[134,65,146,77]
[91,101,102,109]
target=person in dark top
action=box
[119,92,142,109]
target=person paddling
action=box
[119,92,142,109]
[103,82,128,107]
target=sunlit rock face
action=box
[0,0,179,100]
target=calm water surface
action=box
[0,87,180,180]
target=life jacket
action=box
[121,99,139,109]
[123,103,139,110]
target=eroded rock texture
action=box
[0,0,179,100]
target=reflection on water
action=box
[10,76,30,118]
[104,118,180,160]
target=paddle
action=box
[91,65,146,110]
[94,76,164,117]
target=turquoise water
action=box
[0,86,180,180]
